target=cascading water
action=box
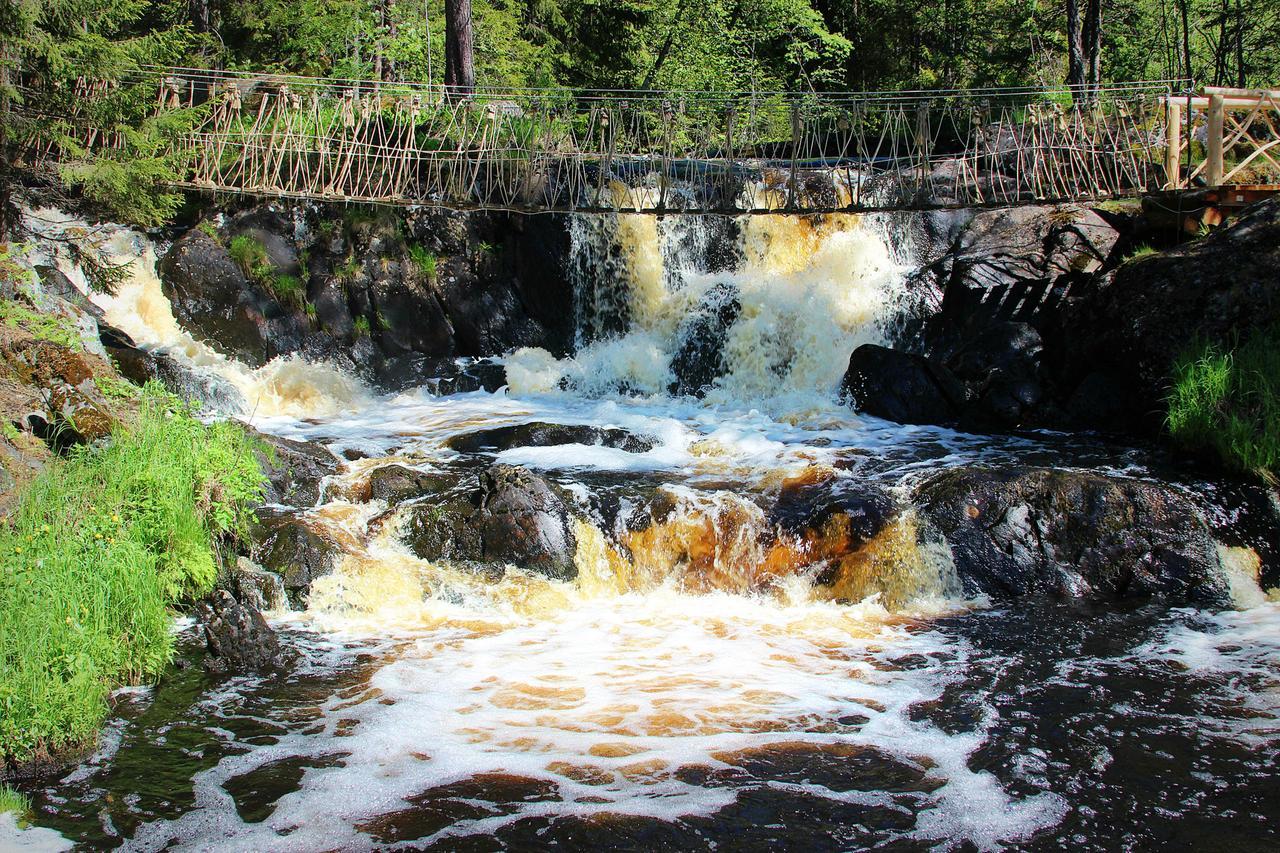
[9,202,1280,851]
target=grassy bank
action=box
[0,386,265,766]
[1167,326,1280,479]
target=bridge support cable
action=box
[21,68,1277,215]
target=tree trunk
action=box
[444,0,474,96]
[189,0,210,33]
[1083,0,1102,99]
[1066,0,1086,98]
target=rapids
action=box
[6,206,1279,851]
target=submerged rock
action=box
[446,422,654,455]
[914,466,1228,603]
[195,588,289,676]
[669,282,741,397]
[405,463,578,581]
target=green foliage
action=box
[353,315,370,337]
[1167,326,1280,478]
[196,221,223,244]
[271,273,305,309]
[0,300,82,350]
[408,244,437,280]
[2,422,20,442]
[0,784,29,817]
[0,385,266,763]
[94,372,141,401]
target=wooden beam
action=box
[1165,99,1182,188]
[1207,92,1225,186]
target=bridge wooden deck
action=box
[19,69,1280,215]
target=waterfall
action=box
[511,203,911,413]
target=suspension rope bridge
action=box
[18,67,1280,215]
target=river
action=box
[6,205,1279,851]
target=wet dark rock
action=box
[405,463,578,581]
[478,465,578,580]
[224,556,288,612]
[1063,197,1280,430]
[246,428,340,507]
[367,464,456,504]
[195,588,289,676]
[159,228,307,368]
[841,344,961,426]
[770,472,896,545]
[934,321,1048,429]
[446,422,654,455]
[252,509,340,606]
[914,466,1228,603]
[669,282,741,396]
[161,203,574,392]
[374,355,507,395]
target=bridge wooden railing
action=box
[1162,87,1280,190]
[18,68,1279,214]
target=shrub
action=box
[353,315,371,338]
[0,385,266,764]
[1167,326,1280,478]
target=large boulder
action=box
[840,344,962,426]
[405,463,579,581]
[1063,197,1280,429]
[251,509,340,606]
[914,466,1228,603]
[159,228,305,368]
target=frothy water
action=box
[13,204,1280,850]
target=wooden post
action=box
[1165,99,1182,188]
[788,98,800,210]
[1207,92,1224,186]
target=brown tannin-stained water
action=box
[7,207,1280,851]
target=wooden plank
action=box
[1207,93,1224,186]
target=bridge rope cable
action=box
[21,67,1277,214]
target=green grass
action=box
[94,373,141,402]
[1121,244,1158,265]
[0,384,266,764]
[408,244,437,281]
[228,234,273,285]
[271,273,306,309]
[1167,326,1280,479]
[353,315,370,338]
[2,422,20,442]
[196,220,222,244]
[0,784,28,817]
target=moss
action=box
[1121,244,1158,265]
[0,385,266,764]
[2,421,19,443]
[0,301,83,350]
[1167,325,1280,479]
[196,220,223,245]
